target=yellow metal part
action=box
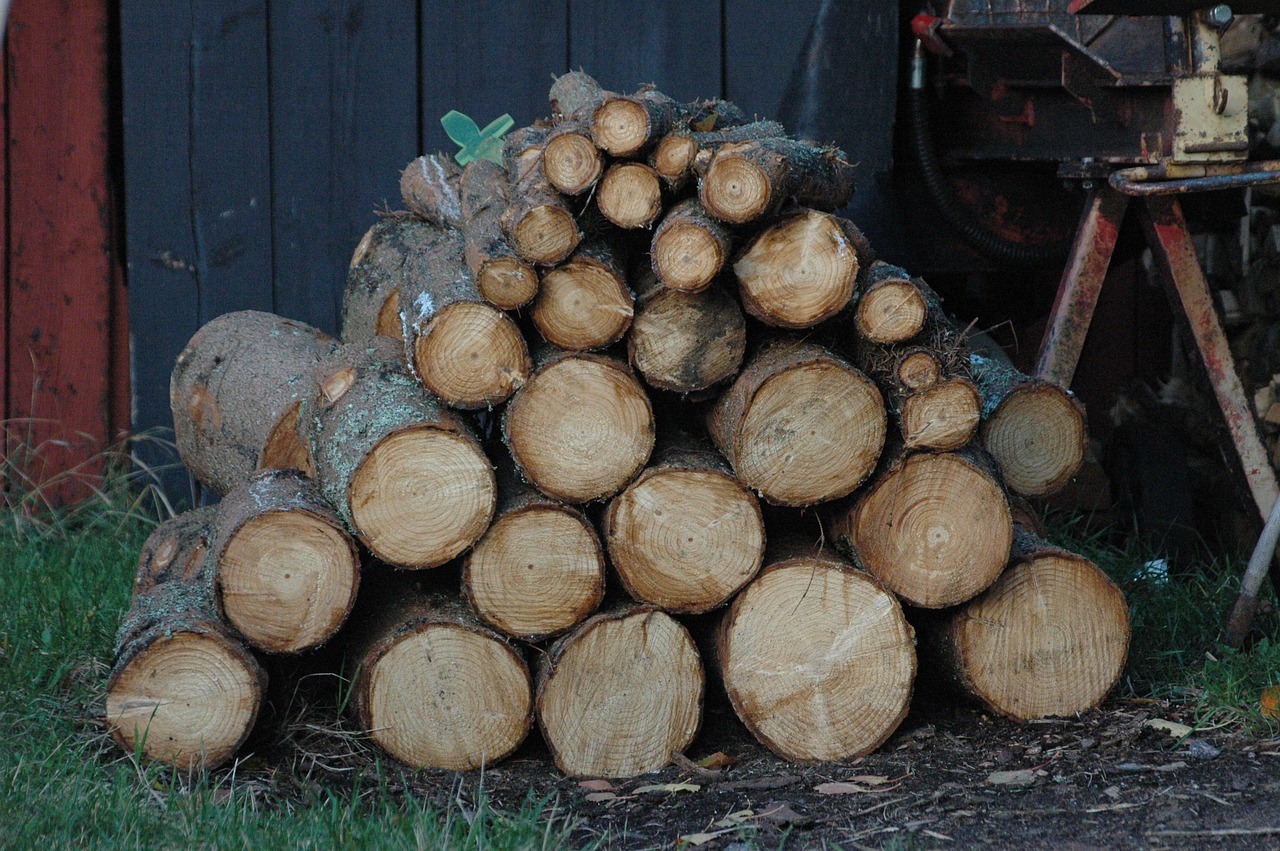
[1172,74,1249,163]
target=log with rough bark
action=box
[597,162,664,230]
[548,69,609,120]
[969,353,1087,497]
[172,310,338,494]
[733,210,865,328]
[627,268,746,394]
[603,437,765,613]
[399,153,463,228]
[651,119,784,192]
[536,606,703,778]
[503,126,581,265]
[459,159,540,309]
[303,337,495,568]
[700,137,855,225]
[650,199,732,292]
[531,240,634,351]
[853,262,930,344]
[718,543,915,762]
[348,582,532,770]
[856,343,981,452]
[207,469,360,654]
[344,224,406,342]
[462,459,606,641]
[921,526,1129,720]
[592,87,679,157]
[503,348,655,504]
[107,510,265,770]
[829,446,1012,608]
[708,340,886,506]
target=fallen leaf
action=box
[1112,761,1188,773]
[1146,719,1194,739]
[579,779,615,792]
[718,774,800,792]
[848,774,891,785]
[713,810,755,828]
[634,782,701,794]
[986,769,1038,787]
[678,829,734,847]
[759,802,811,827]
[815,782,874,795]
[698,751,736,770]
[584,792,617,803]
[1262,686,1280,720]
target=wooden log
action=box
[107,510,265,770]
[856,342,980,452]
[700,137,855,225]
[399,153,463,228]
[828,446,1012,608]
[627,268,746,394]
[536,606,703,778]
[733,210,863,329]
[462,458,606,641]
[603,437,765,613]
[969,353,1088,497]
[592,87,679,157]
[923,526,1129,720]
[707,340,885,507]
[208,469,360,654]
[503,125,580,265]
[548,70,608,120]
[650,132,699,191]
[171,310,338,495]
[303,336,495,568]
[543,120,605,196]
[650,119,782,191]
[717,542,915,762]
[531,240,634,351]
[503,349,655,504]
[343,223,405,343]
[852,262,929,344]
[650,199,732,292]
[459,159,539,310]
[597,162,663,230]
[349,581,532,770]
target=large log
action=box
[649,199,731,293]
[700,137,855,225]
[536,606,703,778]
[107,510,265,770]
[707,340,885,506]
[171,310,338,495]
[597,162,664,230]
[718,543,915,762]
[531,240,634,351]
[829,447,1012,608]
[603,437,765,613]
[503,126,580,265]
[627,268,746,394]
[459,159,540,310]
[303,337,495,568]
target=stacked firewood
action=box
[105,73,1129,778]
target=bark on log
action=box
[459,159,539,310]
[536,605,703,778]
[107,510,265,770]
[603,436,765,613]
[650,118,781,191]
[717,542,915,762]
[343,223,406,343]
[650,199,732,292]
[548,70,608,120]
[531,240,634,351]
[543,120,605,196]
[700,137,855,225]
[503,126,581,265]
[828,446,1012,608]
[969,353,1088,497]
[852,262,929,344]
[627,268,746,394]
[399,154,463,228]
[597,162,664,230]
[172,310,338,495]
[302,336,495,568]
[707,340,885,507]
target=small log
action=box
[852,262,929,344]
[459,159,539,310]
[922,526,1129,720]
[733,210,863,329]
[597,162,663,230]
[503,126,581,265]
[650,118,780,191]
[969,353,1088,497]
[349,581,532,770]
[717,542,915,762]
[503,348,655,504]
[707,340,885,507]
[548,70,608,120]
[603,437,765,613]
[828,446,1012,608]
[171,310,338,495]
[343,223,405,342]
[536,606,703,778]
[592,88,678,157]
[856,342,980,452]
[462,458,606,641]
[303,337,495,568]
[627,268,746,394]
[650,132,699,191]
[700,137,855,225]
[531,240,634,351]
[399,153,463,228]
[650,199,731,292]
[543,120,605,195]
[107,510,265,770]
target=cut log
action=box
[349,583,532,770]
[543,120,605,195]
[171,310,338,495]
[603,438,765,613]
[592,88,678,157]
[650,199,731,292]
[597,162,663,230]
[548,70,608,120]
[856,342,980,452]
[969,353,1088,497]
[650,118,782,191]
[463,459,606,641]
[208,469,360,654]
[650,132,699,191]
[718,543,915,762]
[107,510,265,770]
[303,336,495,568]
[733,210,863,329]
[924,526,1129,720]
[399,153,463,228]
[853,262,930,344]
[829,447,1012,608]
[700,137,855,225]
[344,223,406,342]
[531,240,634,351]
[503,349,655,504]
[628,269,746,394]
[707,340,885,507]
[459,159,540,310]
[536,606,703,778]
[503,126,581,265]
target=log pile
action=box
[107,72,1128,778]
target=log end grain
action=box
[476,257,540,311]
[899,351,942,391]
[533,259,634,351]
[700,152,772,224]
[598,163,663,230]
[628,286,746,394]
[734,210,859,329]
[512,205,580,266]
[413,301,530,408]
[652,221,726,293]
[855,279,928,344]
[592,98,652,157]
[901,379,982,453]
[375,288,403,339]
[543,130,604,195]
[652,133,698,182]
[259,401,314,478]
[982,383,1087,497]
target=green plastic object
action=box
[441,110,514,165]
